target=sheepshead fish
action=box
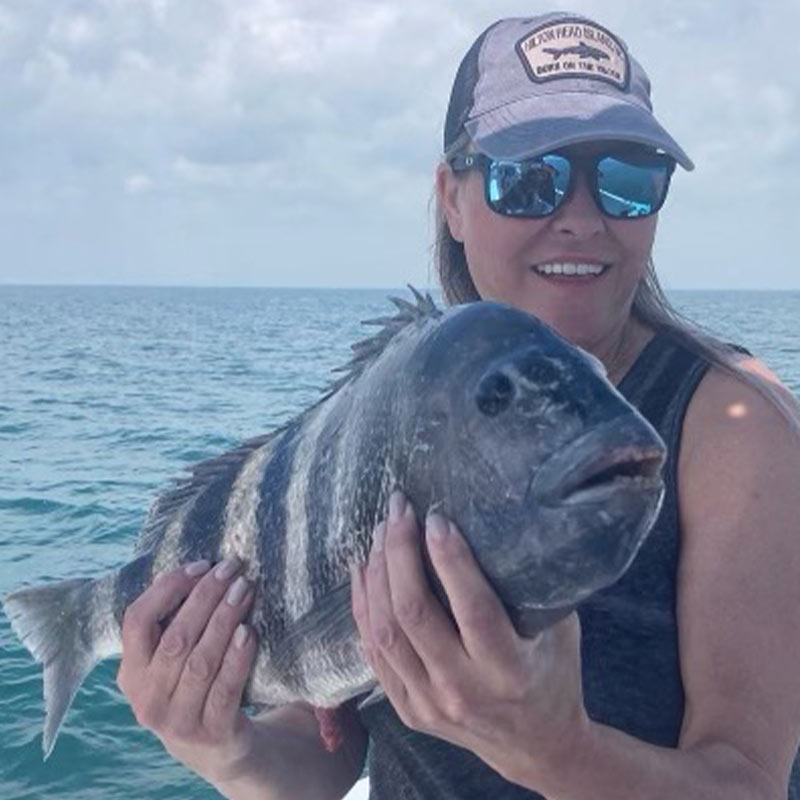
[3,289,666,758]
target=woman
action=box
[116,13,800,799]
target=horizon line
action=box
[3,282,800,293]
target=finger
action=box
[351,562,412,716]
[150,557,243,695]
[382,493,463,671]
[201,621,258,732]
[366,638,413,717]
[171,577,254,721]
[120,560,212,672]
[365,513,432,688]
[425,517,518,665]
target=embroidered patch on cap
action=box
[515,19,630,90]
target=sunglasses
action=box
[448,148,676,220]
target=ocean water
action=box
[1,285,798,799]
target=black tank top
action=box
[359,330,800,799]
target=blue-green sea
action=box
[1,286,798,799]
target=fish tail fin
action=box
[3,577,110,759]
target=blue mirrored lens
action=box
[596,155,670,218]
[487,155,570,217]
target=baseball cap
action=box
[443,13,694,170]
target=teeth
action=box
[535,262,606,276]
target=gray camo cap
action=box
[444,13,694,170]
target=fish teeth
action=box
[535,262,606,276]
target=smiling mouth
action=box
[533,262,610,277]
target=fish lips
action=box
[529,416,666,509]
[496,417,666,625]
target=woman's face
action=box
[437,142,659,352]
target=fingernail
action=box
[227,576,249,606]
[214,557,240,581]
[372,521,386,553]
[184,560,211,577]
[388,491,406,522]
[234,624,249,648]
[426,514,450,541]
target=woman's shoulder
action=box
[680,353,800,468]
[675,352,800,548]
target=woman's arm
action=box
[213,701,367,800]
[673,363,800,791]
[352,364,800,799]
[536,363,800,799]
[118,562,367,800]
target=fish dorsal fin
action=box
[135,287,439,556]
[133,429,280,557]
[323,285,441,397]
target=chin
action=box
[527,311,604,349]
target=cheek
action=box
[462,223,524,297]
[461,209,548,288]
[612,216,658,265]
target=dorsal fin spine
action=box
[320,286,441,398]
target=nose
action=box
[551,170,606,238]
[475,354,583,419]
[476,371,514,416]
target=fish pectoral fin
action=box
[2,577,107,759]
[274,582,358,674]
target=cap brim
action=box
[464,92,694,171]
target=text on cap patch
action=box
[516,19,630,90]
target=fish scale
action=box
[2,288,667,758]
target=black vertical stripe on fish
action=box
[305,415,354,605]
[281,400,341,626]
[302,417,390,684]
[254,419,306,694]
[175,447,258,564]
[301,420,339,604]
[304,409,378,599]
[112,554,156,626]
[133,432,276,564]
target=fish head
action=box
[401,302,666,637]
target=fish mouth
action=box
[531,420,666,507]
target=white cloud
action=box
[171,155,279,188]
[0,0,798,288]
[48,11,96,48]
[124,173,154,194]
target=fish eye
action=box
[520,357,560,386]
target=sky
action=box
[0,0,798,290]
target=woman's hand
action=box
[117,558,258,786]
[350,491,591,788]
